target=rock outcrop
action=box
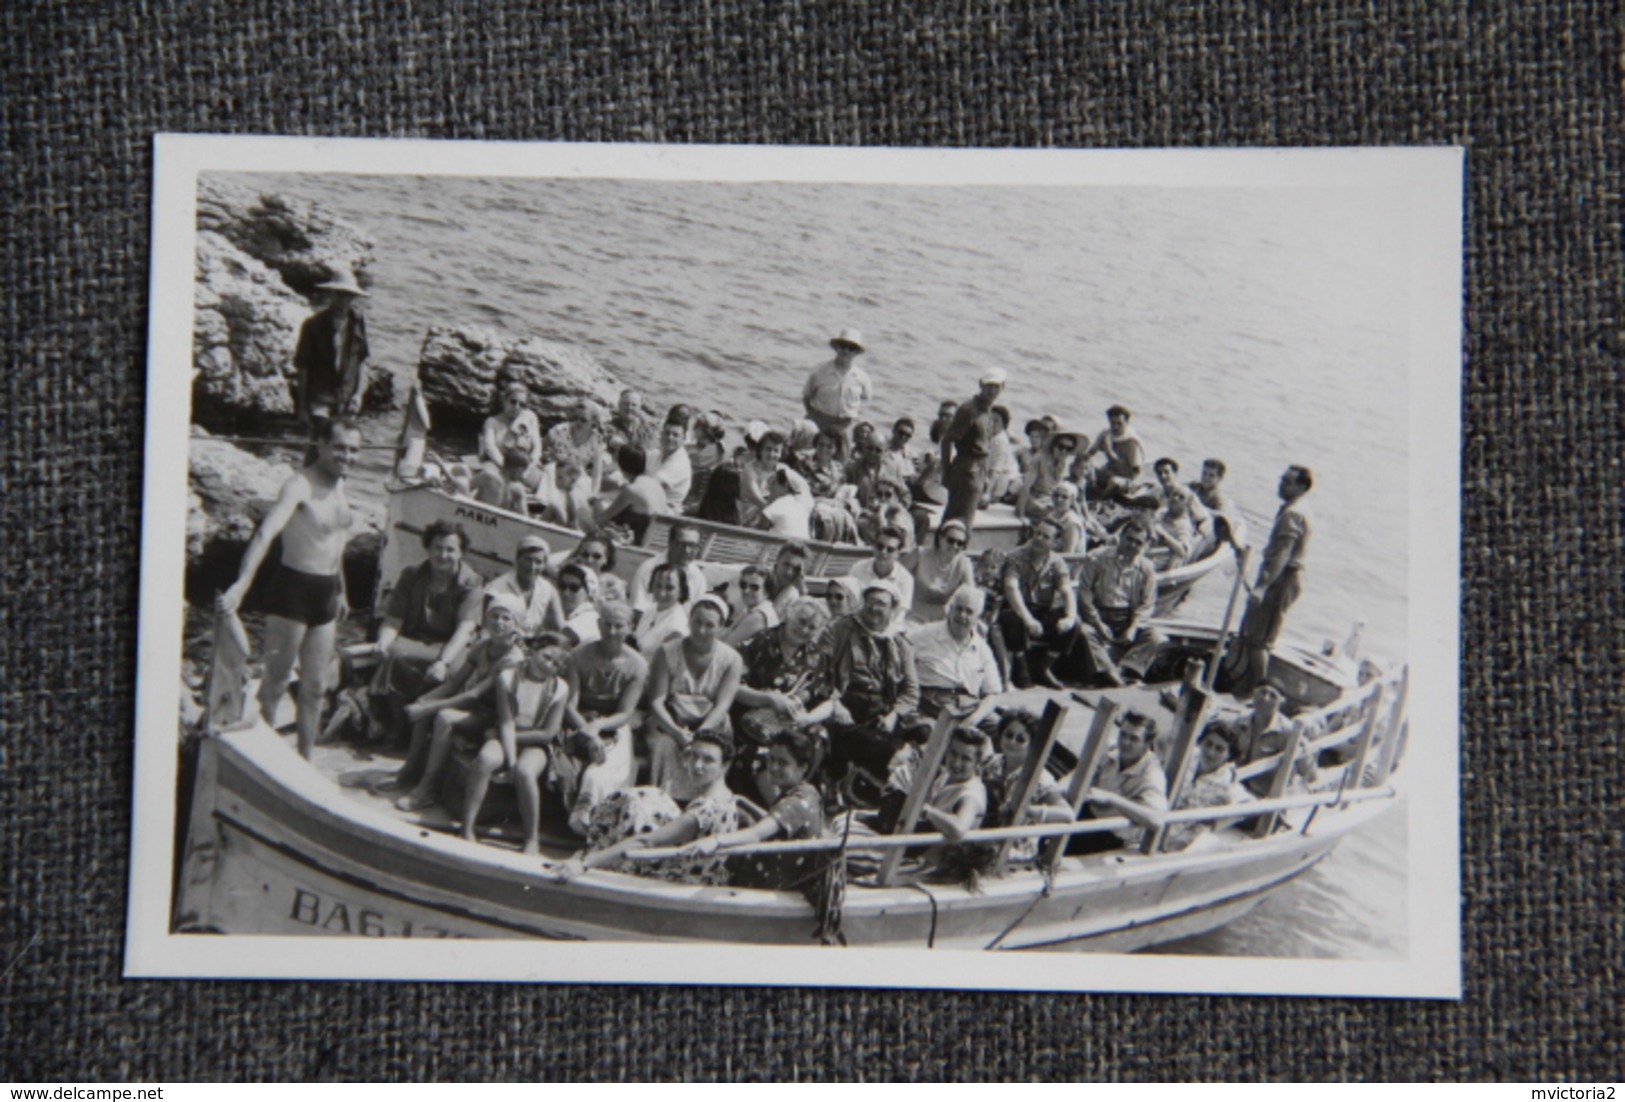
[197,176,373,299]
[192,232,309,422]
[187,430,298,561]
[416,325,624,436]
[191,177,378,425]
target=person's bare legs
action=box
[257,615,306,729]
[397,708,476,811]
[514,747,550,855]
[294,619,337,759]
[460,740,506,842]
[646,728,683,790]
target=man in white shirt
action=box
[653,418,692,513]
[801,327,872,440]
[910,586,1004,723]
[628,521,710,613]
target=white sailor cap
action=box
[979,366,1009,386]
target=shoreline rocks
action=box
[416,324,625,437]
[192,177,378,426]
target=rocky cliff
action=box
[415,324,624,437]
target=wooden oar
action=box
[989,698,1068,877]
[1043,697,1118,873]
[205,607,253,732]
[875,710,958,887]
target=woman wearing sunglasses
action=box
[903,518,977,625]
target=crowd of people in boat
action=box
[218,325,1323,890]
[341,512,1324,886]
[447,327,1238,571]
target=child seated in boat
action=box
[553,730,740,885]
[560,601,649,836]
[459,631,573,854]
[389,593,528,813]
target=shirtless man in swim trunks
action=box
[217,419,361,759]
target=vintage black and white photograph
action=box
[128,137,1461,995]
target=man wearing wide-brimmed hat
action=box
[293,267,371,429]
[801,327,872,440]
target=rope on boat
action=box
[902,883,940,949]
[983,862,1058,952]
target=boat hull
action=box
[176,725,1384,952]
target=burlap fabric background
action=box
[2,1,1619,1082]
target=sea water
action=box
[234,168,1414,958]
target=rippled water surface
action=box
[227,168,1417,959]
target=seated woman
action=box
[556,531,626,604]
[545,400,606,530]
[979,709,1072,861]
[1016,428,1083,520]
[904,519,976,624]
[797,430,847,498]
[460,631,573,853]
[737,429,790,529]
[1162,722,1254,852]
[632,562,690,654]
[683,729,826,890]
[366,520,484,748]
[471,380,543,511]
[590,444,669,545]
[643,595,744,792]
[722,565,779,648]
[389,593,528,811]
[823,575,863,623]
[555,563,603,646]
[731,597,835,801]
[556,730,740,885]
[1044,480,1107,554]
[561,600,649,836]
[682,411,729,514]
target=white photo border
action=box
[128,136,1463,997]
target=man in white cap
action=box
[293,267,371,430]
[801,327,872,441]
[819,576,920,786]
[938,367,1008,529]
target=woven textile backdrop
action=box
[2,2,1619,1082]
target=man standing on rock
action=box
[293,268,370,432]
[217,419,362,759]
[801,327,871,441]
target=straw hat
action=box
[315,269,369,297]
[830,327,865,353]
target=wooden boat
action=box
[377,482,1228,615]
[173,624,1409,952]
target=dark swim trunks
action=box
[265,562,343,627]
